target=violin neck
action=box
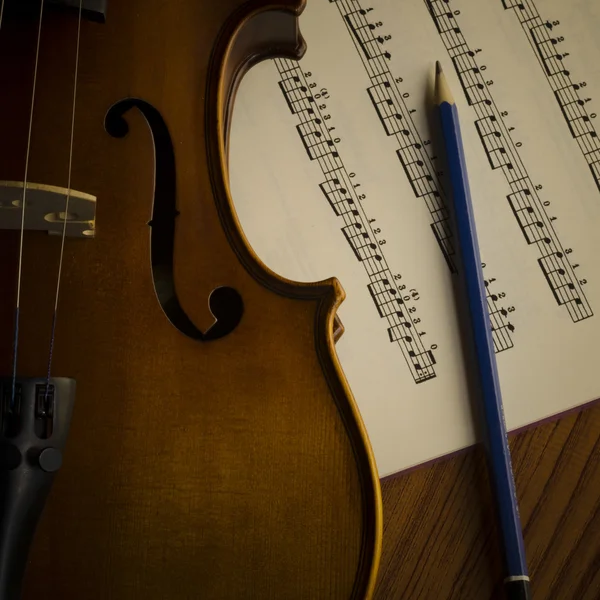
[3,0,107,23]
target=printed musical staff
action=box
[367,278,437,372]
[367,83,404,136]
[330,0,516,351]
[501,0,600,193]
[279,75,316,115]
[485,276,515,353]
[331,0,457,273]
[426,0,593,323]
[297,122,341,161]
[426,1,466,51]
[507,190,547,244]
[275,57,437,383]
[344,11,392,62]
[341,223,381,261]
[395,150,437,197]
[475,117,513,170]
[538,253,584,307]
[319,180,360,217]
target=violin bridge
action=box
[0,181,96,239]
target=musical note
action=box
[396,150,436,197]
[342,223,382,262]
[427,0,593,323]
[501,0,600,193]
[553,87,597,141]
[507,190,549,245]
[388,316,437,378]
[485,277,515,353]
[344,11,392,61]
[475,118,514,170]
[319,178,360,217]
[367,83,404,136]
[426,1,463,41]
[448,55,493,109]
[530,24,569,76]
[278,73,315,115]
[296,122,341,161]
[538,255,583,308]
[367,278,404,318]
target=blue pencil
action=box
[435,61,531,600]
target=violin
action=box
[0,1,382,598]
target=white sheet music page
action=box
[228,0,600,478]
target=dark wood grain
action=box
[373,404,600,600]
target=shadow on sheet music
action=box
[422,63,482,432]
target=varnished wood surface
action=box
[373,404,600,600]
[0,1,382,598]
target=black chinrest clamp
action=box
[0,377,75,600]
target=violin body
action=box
[0,1,382,598]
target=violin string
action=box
[44,0,83,396]
[0,1,5,32]
[11,0,46,408]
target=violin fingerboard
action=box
[5,0,107,23]
[48,0,107,22]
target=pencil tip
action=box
[434,60,455,105]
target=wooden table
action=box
[373,404,600,600]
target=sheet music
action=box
[228,0,600,477]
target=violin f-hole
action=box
[104,99,244,341]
